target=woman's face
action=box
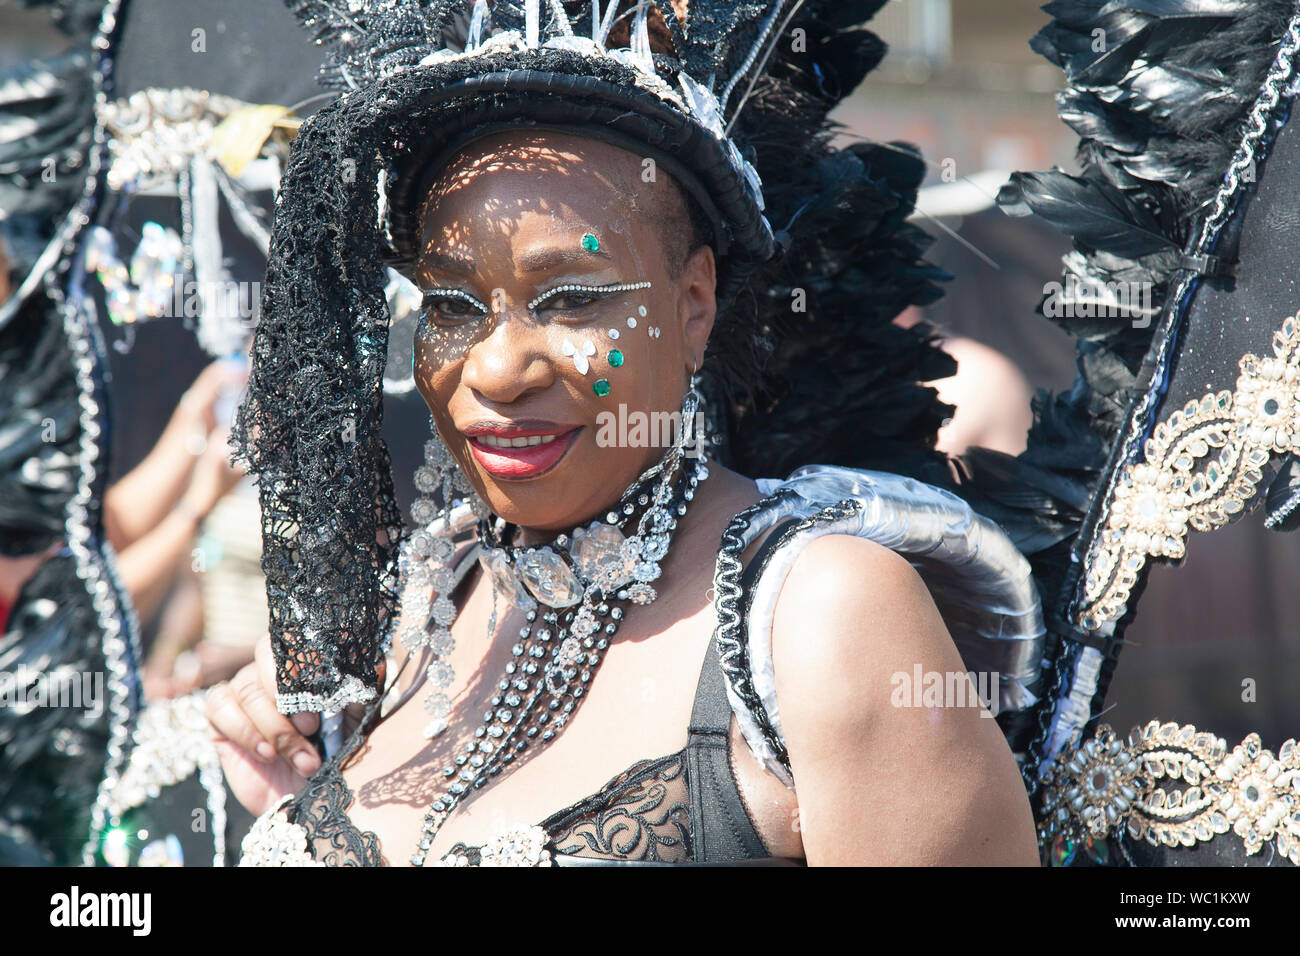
[412,129,717,532]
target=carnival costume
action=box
[232,0,1044,867]
[997,0,1300,867]
[5,0,1300,868]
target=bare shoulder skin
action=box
[771,533,1039,864]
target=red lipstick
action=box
[463,421,581,479]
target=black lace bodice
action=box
[270,635,797,867]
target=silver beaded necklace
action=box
[392,398,707,865]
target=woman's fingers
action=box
[206,662,321,776]
[252,635,322,744]
[237,665,321,775]
[205,675,276,762]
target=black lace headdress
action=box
[237,0,951,713]
[986,0,1300,849]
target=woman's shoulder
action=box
[766,531,955,725]
[710,462,1046,784]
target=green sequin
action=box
[607,349,624,367]
[592,378,611,397]
[581,233,600,252]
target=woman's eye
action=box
[541,290,602,311]
[422,296,484,325]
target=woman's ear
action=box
[679,244,717,372]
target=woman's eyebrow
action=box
[422,249,476,277]
[515,243,612,273]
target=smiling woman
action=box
[412,131,717,523]
[210,0,1042,867]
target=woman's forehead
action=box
[429,129,640,198]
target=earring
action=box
[400,419,487,736]
[679,366,706,460]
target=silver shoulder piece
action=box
[712,464,1045,786]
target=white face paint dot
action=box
[561,339,576,356]
[582,340,596,356]
[637,305,647,317]
[609,329,620,339]
[626,317,637,329]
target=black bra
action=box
[280,624,803,866]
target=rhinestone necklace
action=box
[396,446,708,866]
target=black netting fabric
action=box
[240,0,950,711]
[231,91,403,712]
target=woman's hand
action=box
[176,359,246,439]
[180,426,246,520]
[206,635,322,817]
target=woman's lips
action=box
[465,426,581,479]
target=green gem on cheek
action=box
[607,349,624,367]
[592,378,611,397]
[581,233,600,252]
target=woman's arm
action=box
[771,533,1039,866]
[103,360,241,550]
[113,427,244,621]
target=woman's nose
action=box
[460,307,555,405]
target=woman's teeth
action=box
[476,434,560,449]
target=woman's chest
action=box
[339,610,720,863]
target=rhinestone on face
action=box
[592,378,611,397]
